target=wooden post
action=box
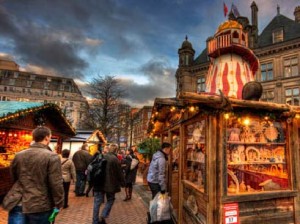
[207,115,218,223]
[178,124,184,223]
[291,119,300,223]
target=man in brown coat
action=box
[72,143,93,196]
[8,126,64,224]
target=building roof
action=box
[258,14,300,47]
[0,101,43,117]
[65,130,107,144]
[0,101,75,137]
[194,48,209,65]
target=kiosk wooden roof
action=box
[0,101,75,138]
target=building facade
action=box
[132,106,152,146]
[0,59,88,129]
[176,2,300,106]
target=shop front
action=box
[0,101,75,198]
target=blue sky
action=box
[0,0,299,106]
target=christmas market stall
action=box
[148,19,300,224]
[50,129,107,158]
[0,101,75,198]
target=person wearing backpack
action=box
[72,143,93,196]
[61,149,76,208]
[92,143,125,224]
[123,149,139,201]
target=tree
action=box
[138,138,160,161]
[84,75,127,142]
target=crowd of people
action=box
[2,126,171,224]
[2,126,145,224]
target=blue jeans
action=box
[8,206,25,224]
[92,191,115,224]
[75,170,86,196]
[9,206,52,224]
[24,210,52,224]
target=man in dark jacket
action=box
[147,142,172,199]
[72,143,93,196]
[8,126,64,224]
[92,143,125,224]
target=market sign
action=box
[223,203,239,224]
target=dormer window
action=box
[272,28,283,43]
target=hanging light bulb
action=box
[189,106,195,112]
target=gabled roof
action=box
[0,101,75,137]
[258,14,300,47]
[65,130,107,144]
[0,102,43,117]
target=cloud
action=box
[85,38,103,47]
[117,58,176,106]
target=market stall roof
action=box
[148,92,300,135]
[64,129,107,144]
[0,101,75,138]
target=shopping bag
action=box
[149,192,171,222]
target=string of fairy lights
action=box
[0,103,75,134]
[148,103,300,137]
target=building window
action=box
[285,87,300,105]
[13,72,19,78]
[4,87,7,92]
[47,77,52,82]
[197,77,206,92]
[26,81,32,88]
[30,74,36,80]
[260,62,273,81]
[272,28,283,43]
[284,57,298,77]
[62,79,67,84]
[44,82,50,89]
[60,84,64,91]
[9,79,15,85]
[261,90,274,102]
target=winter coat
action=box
[94,152,125,193]
[124,155,138,184]
[72,149,93,172]
[147,150,167,191]
[10,142,64,213]
[61,158,76,183]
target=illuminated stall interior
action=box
[0,101,75,198]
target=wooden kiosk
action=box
[0,102,75,198]
[149,94,300,224]
[148,19,300,224]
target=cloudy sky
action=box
[0,0,299,107]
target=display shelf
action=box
[227,141,286,145]
[187,159,205,163]
[228,161,286,165]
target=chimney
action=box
[294,6,300,23]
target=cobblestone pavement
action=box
[0,175,152,224]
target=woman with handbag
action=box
[123,149,139,201]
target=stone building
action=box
[176,2,300,105]
[0,59,88,129]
